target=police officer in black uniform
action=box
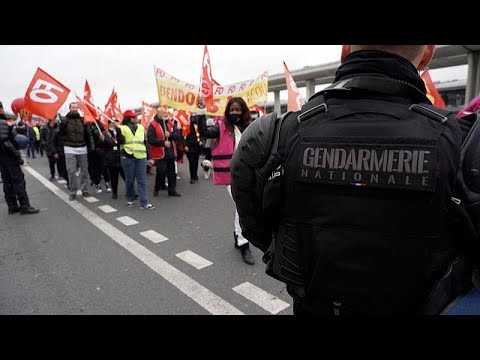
[230,45,476,315]
[0,101,39,215]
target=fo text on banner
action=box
[154,67,268,116]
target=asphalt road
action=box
[0,155,293,315]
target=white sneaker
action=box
[140,204,155,210]
[105,182,112,192]
[176,175,181,180]
[95,185,102,193]
[127,201,134,207]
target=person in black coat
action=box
[184,115,202,184]
[102,119,125,199]
[0,102,39,215]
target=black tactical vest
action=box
[273,76,470,315]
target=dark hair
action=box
[122,116,134,125]
[223,97,251,131]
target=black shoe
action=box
[153,190,159,197]
[190,179,195,184]
[49,176,56,181]
[82,191,90,197]
[168,192,181,197]
[234,232,240,249]
[69,194,76,201]
[112,193,118,199]
[20,207,40,215]
[8,208,20,215]
[240,246,255,265]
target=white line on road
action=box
[233,282,290,315]
[116,216,138,226]
[176,250,213,270]
[98,205,117,213]
[84,197,99,203]
[140,230,169,244]
[24,166,243,315]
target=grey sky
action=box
[0,45,467,115]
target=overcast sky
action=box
[0,45,467,115]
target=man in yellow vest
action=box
[115,110,155,210]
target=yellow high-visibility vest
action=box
[119,124,147,159]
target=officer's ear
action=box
[341,45,352,63]
[417,45,436,71]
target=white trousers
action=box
[226,185,248,247]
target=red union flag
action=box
[105,89,123,121]
[24,68,70,119]
[76,95,96,124]
[104,89,116,118]
[284,61,305,112]
[172,109,191,137]
[84,80,99,119]
[141,101,156,129]
[200,45,216,113]
[421,70,446,109]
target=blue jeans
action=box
[121,156,148,207]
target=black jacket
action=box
[185,117,201,153]
[103,128,121,167]
[58,112,94,150]
[147,116,180,160]
[231,50,469,315]
[42,123,60,157]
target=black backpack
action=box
[254,77,480,313]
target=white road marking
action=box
[116,216,138,226]
[233,282,290,314]
[84,197,99,203]
[176,250,213,270]
[24,165,242,315]
[140,230,169,244]
[98,205,117,213]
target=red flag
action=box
[84,80,99,119]
[76,96,96,124]
[421,70,446,109]
[172,109,191,137]
[200,45,216,113]
[249,104,266,116]
[24,68,70,119]
[284,62,306,112]
[104,89,123,121]
[104,89,116,119]
[141,101,156,129]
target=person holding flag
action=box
[147,107,181,197]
